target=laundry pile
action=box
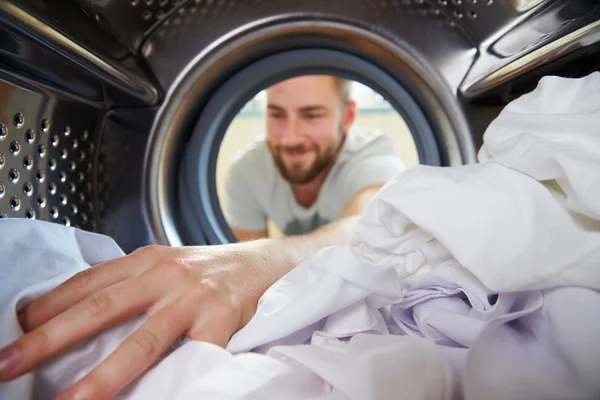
[1,72,600,400]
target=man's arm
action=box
[336,132,404,219]
[231,227,268,241]
[0,215,361,400]
[231,182,382,241]
[340,183,384,218]
[223,153,269,238]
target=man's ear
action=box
[343,100,357,131]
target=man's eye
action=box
[306,114,322,119]
[269,113,283,119]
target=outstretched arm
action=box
[230,182,384,241]
[0,215,360,400]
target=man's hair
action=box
[334,77,352,105]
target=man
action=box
[224,74,405,240]
[0,76,405,400]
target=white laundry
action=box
[0,221,144,400]
[389,263,545,348]
[463,286,600,400]
[0,72,600,399]
[478,72,600,220]
[0,219,450,400]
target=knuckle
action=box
[134,244,165,258]
[71,269,94,290]
[195,279,240,313]
[217,298,243,319]
[212,292,239,313]
[84,291,112,318]
[199,277,219,293]
[159,258,190,277]
[131,329,161,357]
[29,329,52,355]
[198,286,241,318]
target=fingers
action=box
[0,243,251,400]
[55,298,194,400]
[20,252,153,332]
[0,277,157,381]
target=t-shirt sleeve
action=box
[223,155,268,231]
[339,134,406,206]
[341,155,405,202]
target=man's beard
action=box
[270,143,336,185]
[268,128,345,185]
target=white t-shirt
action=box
[224,127,405,235]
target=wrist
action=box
[224,239,285,325]
[236,238,294,283]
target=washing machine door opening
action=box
[177,49,448,246]
[143,19,478,250]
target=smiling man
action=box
[224,74,405,241]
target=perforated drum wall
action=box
[0,78,101,231]
[0,0,598,251]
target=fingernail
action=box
[0,347,19,376]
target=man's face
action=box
[265,75,355,185]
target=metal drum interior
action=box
[0,0,598,252]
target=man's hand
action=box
[0,243,273,399]
[0,216,359,400]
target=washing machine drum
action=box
[0,0,598,252]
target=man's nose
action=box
[280,117,303,146]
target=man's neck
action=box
[291,163,333,209]
[290,130,349,209]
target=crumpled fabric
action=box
[1,72,600,400]
[228,71,600,397]
[0,221,143,400]
[0,219,453,400]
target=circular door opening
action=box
[178,49,441,245]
